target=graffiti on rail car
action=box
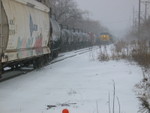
[30,15,38,37]
[34,34,43,55]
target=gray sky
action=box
[75,0,138,38]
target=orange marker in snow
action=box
[62,109,69,113]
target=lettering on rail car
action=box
[9,19,15,25]
[9,29,15,35]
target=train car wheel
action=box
[0,63,2,78]
[53,51,58,58]
[33,59,38,69]
[44,55,49,64]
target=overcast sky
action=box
[74,0,139,38]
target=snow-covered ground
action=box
[0,46,142,113]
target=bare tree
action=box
[49,0,82,25]
[38,0,108,35]
[126,16,150,41]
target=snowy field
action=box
[0,46,142,113]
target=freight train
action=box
[0,0,96,77]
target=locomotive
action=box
[0,0,96,77]
[96,33,113,45]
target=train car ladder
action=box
[0,0,3,77]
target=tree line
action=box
[36,0,108,35]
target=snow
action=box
[0,46,142,113]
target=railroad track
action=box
[0,47,96,82]
[51,48,91,64]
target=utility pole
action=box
[144,1,148,21]
[133,7,136,28]
[138,0,141,39]
[96,101,99,113]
